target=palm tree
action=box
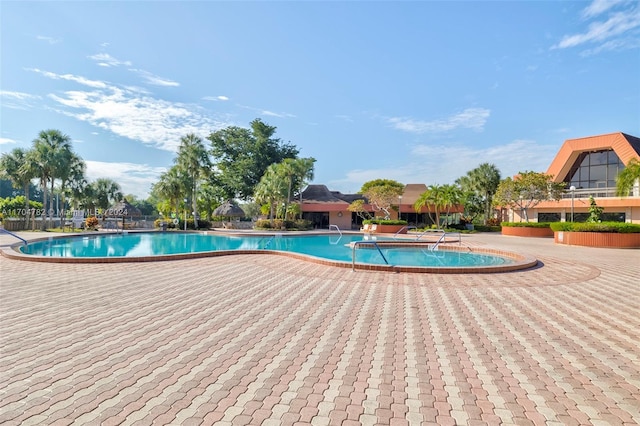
[616,158,640,196]
[0,148,37,225]
[153,167,184,218]
[276,157,316,221]
[92,178,123,210]
[464,163,501,224]
[58,153,86,222]
[292,157,315,219]
[175,134,211,228]
[30,129,72,229]
[254,164,287,224]
[414,184,445,227]
[440,184,463,226]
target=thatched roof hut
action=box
[213,201,245,218]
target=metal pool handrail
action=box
[428,230,462,251]
[351,241,388,271]
[329,224,342,237]
[329,224,343,245]
[0,228,27,245]
[393,225,417,239]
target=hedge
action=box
[501,222,552,228]
[549,221,640,233]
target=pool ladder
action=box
[329,224,343,244]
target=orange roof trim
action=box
[546,132,640,183]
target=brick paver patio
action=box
[1,231,639,425]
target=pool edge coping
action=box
[1,230,539,274]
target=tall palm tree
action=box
[292,157,315,219]
[440,184,463,226]
[30,129,72,229]
[616,158,640,196]
[0,148,37,224]
[58,153,86,222]
[175,134,211,228]
[254,164,287,224]
[414,184,445,227]
[153,167,184,218]
[466,163,501,224]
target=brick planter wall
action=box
[502,226,553,238]
[554,232,640,248]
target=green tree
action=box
[208,118,299,200]
[124,194,156,216]
[354,179,404,220]
[152,167,184,217]
[254,163,287,224]
[58,153,86,221]
[91,178,123,211]
[586,196,603,223]
[175,133,211,228]
[457,163,501,224]
[616,158,640,196]
[440,184,463,226]
[414,184,445,227]
[493,171,565,222]
[277,157,316,220]
[198,180,227,220]
[29,129,73,229]
[347,199,373,221]
[0,148,37,224]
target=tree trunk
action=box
[41,179,48,230]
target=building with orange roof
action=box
[508,132,640,223]
[299,183,462,230]
[299,132,639,229]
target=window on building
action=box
[538,213,560,222]
[565,150,625,189]
[571,212,625,223]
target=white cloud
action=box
[387,108,491,134]
[238,104,296,119]
[0,90,42,110]
[85,160,166,198]
[33,69,230,151]
[328,139,557,193]
[0,90,40,100]
[88,53,132,68]
[28,68,108,89]
[130,69,180,87]
[0,137,17,145]
[203,95,229,101]
[582,0,626,18]
[552,2,640,52]
[36,35,61,44]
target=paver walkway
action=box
[0,231,639,425]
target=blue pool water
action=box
[19,232,513,268]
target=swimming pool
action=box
[10,231,537,273]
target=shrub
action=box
[550,222,640,233]
[486,218,500,226]
[549,222,572,232]
[501,222,551,228]
[474,225,502,232]
[254,219,313,231]
[85,216,99,229]
[153,218,210,230]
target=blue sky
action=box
[1,0,639,199]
